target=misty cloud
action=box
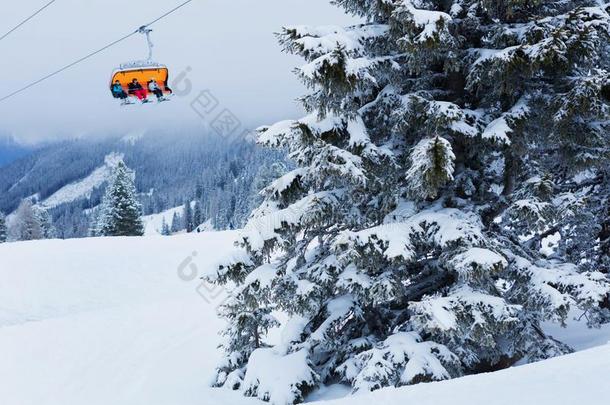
[0,0,355,143]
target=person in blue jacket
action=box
[111,80,127,100]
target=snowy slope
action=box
[141,201,215,235]
[319,344,610,405]
[0,234,608,405]
[40,152,123,209]
[141,204,186,235]
[0,231,251,405]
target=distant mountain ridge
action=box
[0,136,36,168]
[0,132,284,238]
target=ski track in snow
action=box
[0,232,609,405]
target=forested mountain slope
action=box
[0,132,284,238]
[0,135,36,167]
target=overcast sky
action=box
[0,0,355,143]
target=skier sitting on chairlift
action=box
[128,78,148,101]
[148,78,165,101]
[111,80,128,100]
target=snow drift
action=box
[0,233,608,405]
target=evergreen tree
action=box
[249,162,288,214]
[97,162,144,237]
[183,200,194,233]
[34,207,56,239]
[13,199,43,241]
[195,181,204,200]
[0,211,7,243]
[209,1,610,403]
[171,212,182,233]
[88,201,106,237]
[161,217,171,236]
[193,200,203,230]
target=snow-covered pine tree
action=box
[160,217,171,236]
[0,211,7,243]
[13,199,43,241]
[171,212,182,233]
[193,201,203,229]
[89,196,108,237]
[183,201,194,233]
[97,161,144,237]
[208,1,610,403]
[249,162,289,211]
[34,206,55,239]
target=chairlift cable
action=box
[140,0,194,28]
[0,0,194,104]
[0,0,58,43]
[0,31,138,103]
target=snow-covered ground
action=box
[141,204,186,235]
[141,202,214,235]
[318,344,610,405]
[1,233,609,405]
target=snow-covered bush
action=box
[338,332,460,390]
[242,348,318,404]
